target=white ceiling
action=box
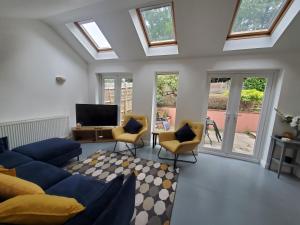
[1,0,299,62]
[0,0,106,19]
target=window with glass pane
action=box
[77,20,112,51]
[228,0,292,38]
[103,79,115,105]
[120,78,133,123]
[138,3,176,46]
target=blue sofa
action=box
[0,150,136,225]
[12,138,82,166]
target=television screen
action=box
[76,104,118,126]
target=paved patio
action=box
[204,129,256,155]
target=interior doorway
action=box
[202,72,274,162]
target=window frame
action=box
[75,20,112,52]
[136,2,177,47]
[227,0,293,39]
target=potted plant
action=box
[275,108,300,139]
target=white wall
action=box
[0,18,89,126]
[88,52,300,172]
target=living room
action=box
[1,0,300,225]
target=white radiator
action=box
[0,116,69,149]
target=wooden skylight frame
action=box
[136,2,177,47]
[227,0,293,39]
[75,19,112,52]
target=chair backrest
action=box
[123,114,148,130]
[178,120,204,141]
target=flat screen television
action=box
[76,104,118,126]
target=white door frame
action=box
[200,70,277,163]
[100,73,133,124]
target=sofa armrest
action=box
[112,126,124,139]
[159,132,176,143]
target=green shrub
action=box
[241,89,264,102]
[243,77,266,92]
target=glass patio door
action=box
[102,75,133,124]
[203,73,272,161]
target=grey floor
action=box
[80,142,300,225]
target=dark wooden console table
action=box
[269,136,300,178]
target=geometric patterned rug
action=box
[64,150,179,225]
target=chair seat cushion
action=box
[0,151,33,169]
[13,138,80,162]
[16,161,71,190]
[175,123,196,142]
[116,133,139,143]
[123,118,142,134]
[46,174,107,206]
[160,140,180,153]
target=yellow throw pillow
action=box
[0,167,16,177]
[0,173,44,199]
[0,194,85,225]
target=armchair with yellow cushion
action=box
[112,114,148,157]
[158,120,204,169]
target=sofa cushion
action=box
[0,173,45,200]
[46,174,107,206]
[0,167,16,177]
[16,161,71,190]
[47,147,82,167]
[0,194,85,225]
[0,151,33,169]
[64,175,124,225]
[0,137,8,153]
[175,123,196,142]
[13,138,80,162]
[93,173,136,225]
[123,118,143,134]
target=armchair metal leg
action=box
[113,141,118,153]
[112,139,142,157]
[158,147,198,169]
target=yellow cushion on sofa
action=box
[0,194,85,225]
[0,173,44,199]
[0,167,16,177]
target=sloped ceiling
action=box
[1,0,299,62]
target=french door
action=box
[101,74,133,124]
[201,72,274,162]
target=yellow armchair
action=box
[112,114,148,157]
[158,120,204,169]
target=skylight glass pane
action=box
[140,4,176,44]
[231,0,288,34]
[80,21,111,50]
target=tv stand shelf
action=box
[72,126,115,143]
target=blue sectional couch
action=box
[0,146,135,225]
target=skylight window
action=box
[228,0,293,39]
[76,20,112,51]
[137,3,177,46]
